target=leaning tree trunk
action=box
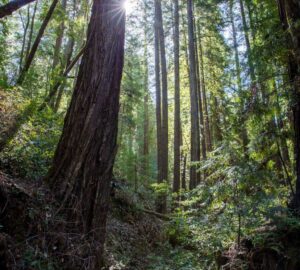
[0,0,35,19]
[46,0,125,267]
[17,0,59,84]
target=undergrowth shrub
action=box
[0,108,63,180]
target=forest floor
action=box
[0,170,177,270]
[1,170,300,270]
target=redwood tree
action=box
[277,0,300,212]
[173,0,181,194]
[187,0,200,189]
[46,0,126,266]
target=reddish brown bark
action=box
[187,0,200,189]
[46,0,125,266]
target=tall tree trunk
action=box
[143,21,149,177]
[194,18,206,162]
[197,24,212,152]
[0,0,36,19]
[230,0,249,156]
[277,0,300,212]
[156,0,168,185]
[230,0,242,92]
[173,0,180,194]
[154,1,162,188]
[46,0,125,267]
[238,0,256,84]
[49,0,68,108]
[187,0,200,189]
[17,0,59,84]
[155,0,167,213]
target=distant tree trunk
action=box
[273,79,291,167]
[49,0,68,108]
[17,0,59,84]
[173,0,180,194]
[0,0,35,19]
[244,0,256,42]
[277,0,300,212]
[52,0,67,70]
[238,0,256,84]
[25,0,37,60]
[212,96,223,144]
[156,0,168,185]
[143,27,149,176]
[194,19,206,162]
[230,0,242,93]
[53,36,75,112]
[197,26,212,152]
[19,6,30,74]
[181,153,187,190]
[46,1,125,267]
[230,0,249,155]
[155,0,167,213]
[40,45,85,111]
[187,0,200,189]
[154,2,162,186]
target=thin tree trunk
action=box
[194,18,206,162]
[197,25,212,152]
[230,0,249,156]
[0,0,35,19]
[181,153,187,190]
[230,0,242,92]
[187,0,200,189]
[238,0,256,84]
[19,6,30,74]
[25,0,37,60]
[46,1,125,267]
[40,45,85,111]
[143,17,149,177]
[17,0,59,84]
[53,36,75,112]
[173,0,180,194]
[49,0,68,108]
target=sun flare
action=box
[123,0,134,14]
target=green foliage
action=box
[0,108,63,180]
[151,182,169,196]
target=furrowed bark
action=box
[46,0,125,267]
